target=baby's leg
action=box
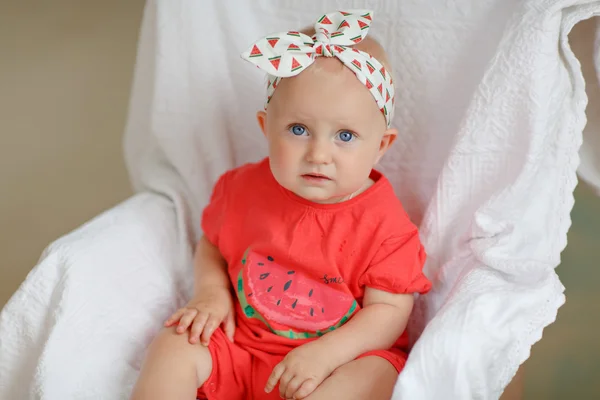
[303,356,397,400]
[130,327,212,400]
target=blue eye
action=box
[290,125,306,136]
[338,131,355,142]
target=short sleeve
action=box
[201,171,232,247]
[359,228,431,295]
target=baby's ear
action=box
[377,128,398,162]
[256,111,267,137]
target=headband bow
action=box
[241,10,395,128]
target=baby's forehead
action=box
[270,64,385,128]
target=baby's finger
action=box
[164,308,185,327]
[176,309,198,333]
[222,311,236,342]
[189,312,209,344]
[278,370,295,399]
[200,315,221,346]
[293,379,318,399]
[265,363,286,393]
[284,376,304,399]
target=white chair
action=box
[1,1,599,399]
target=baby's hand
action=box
[164,286,235,346]
[265,341,336,400]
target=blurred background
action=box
[0,1,598,398]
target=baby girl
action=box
[131,10,431,400]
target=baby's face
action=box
[257,58,396,204]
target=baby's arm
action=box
[191,235,231,291]
[164,236,235,344]
[266,288,413,398]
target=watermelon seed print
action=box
[310,308,314,316]
[248,292,253,297]
[283,280,292,291]
[267,286,273,292]
[260,273,270,280]
[258,262,264,266]
[287,270,295,275]
[292,299,298,309]
[309,289,313,297]
[267,256,274,261]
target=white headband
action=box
[242,10,395,127]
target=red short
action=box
[196,329,407,400]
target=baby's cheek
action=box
[267,155,291,189]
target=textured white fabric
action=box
[0,194,192,399]
[1,1,599,399]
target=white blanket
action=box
[1,1,599,399]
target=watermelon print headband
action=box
[241,10,395,128]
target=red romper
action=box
[197,158,431,400]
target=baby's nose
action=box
[306,139,332,164]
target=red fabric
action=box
[198,158,430,396]
[196,329,407,400]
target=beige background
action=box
[0,0,143,305]
[0,1,598,398]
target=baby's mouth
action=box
[301,173,332,181]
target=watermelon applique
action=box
[267,37,279,48]
[358,20,369,30]
[290,57,302,72]
[318,15,333,24]
[366,61,376,74]
[337,20,350,30]
[236,250,358,340]
[249,45,263,58]
[350,35,362,43]
[269,56,281,70]
[380,66,387,79]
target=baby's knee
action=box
[132,328,213,399]
[147,327,212,371]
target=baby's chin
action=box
[290,186,355,204]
